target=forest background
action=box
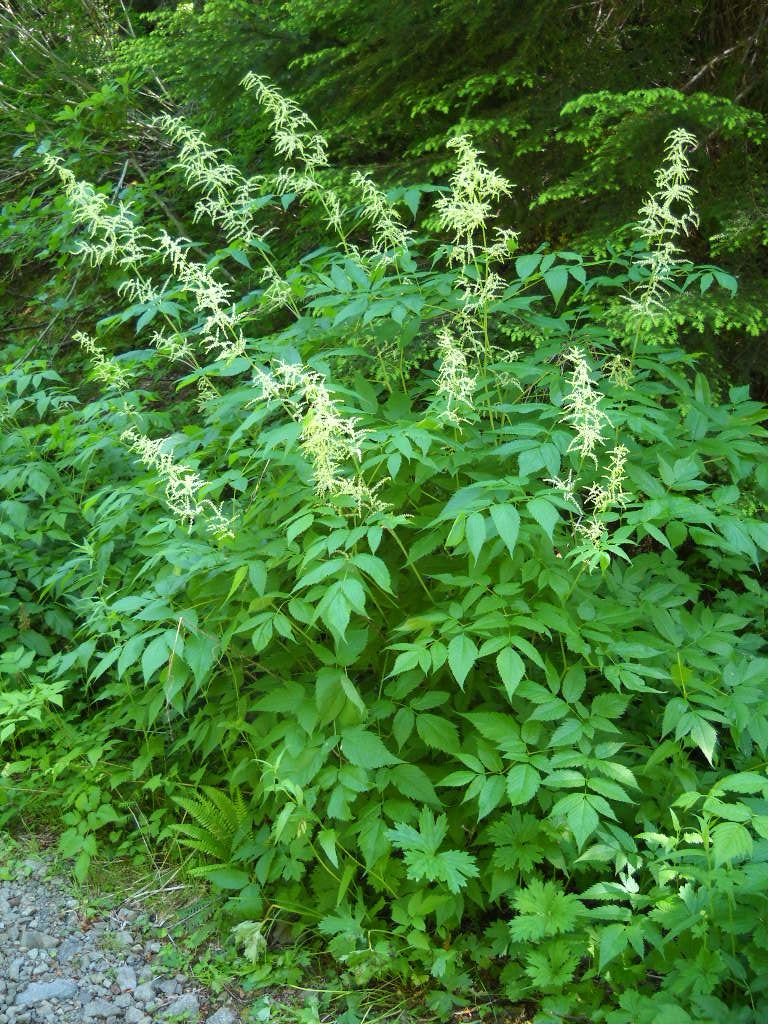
[1,2,768,1023]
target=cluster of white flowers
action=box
[151,330,193,363]
[434,136,513,265]
[154,114,264,244]
[574,445,630,549]
[42,154,147,271]
[260,264,294,312]
[74,331,129,392]
[44,155,246,360]
[586,444,629,515]
[429,137,520,422]
[351,171,411,259]
[195,376,219,410]
[120,428,233,539]
[434,326,477,424]
[252,362,384,513]
[561,347,610,464]
[604,352,633,388]
[630,128,699,321]
[242,73,345,236]
[156,231,246,360]
[550,351,630,563]
[242,73,329,176]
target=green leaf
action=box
[352,553,393,592]
[226,565,249,601]
[318,582,351,640]
[599,923,629,971]
[286,513,314,542]
[527,497,559,541]
[316,668,349,724]
[712,821,753,867]
[509,878,583,940]
[497,647,525,701]
[515,254,541,280]
[543,265,568,306]
[552,793,599,850]
[206,867,250,890]
[690,715,718,765]
[317,828,339,867]
[391,763,439,804]
[141,634,170,682]
[478,775,506,819]
[448,633,478,688]
[465,512,486,563]
[506,764,540,806]
[417,714,460,753]
[489,503,520,558]
[341,727,401,769]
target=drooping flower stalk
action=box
[154,114,264,244]
[120,428,233,539]
[74,331,129,392]
[241,73,345,240]
[351,171,412,261]
[252,362,385,513]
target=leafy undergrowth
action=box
[0,75,767,1024]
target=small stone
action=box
[116,965,137,991]
[165,992,200,1018]
[111,930,133,948]
[206,1009,238,1024]
[57,937,83,963]
[20,929,58,950]
[15,980,78,1006]
[125,1009,150,1024]
[133,982,155,1004]
[83,997,120,1019]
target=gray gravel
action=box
[0,855,242,1024]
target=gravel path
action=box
[0,852,242,1024]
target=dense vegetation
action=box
[1,2,767,1022]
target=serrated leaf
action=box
[506,763,540,806]
[543,265,568,306]
[527,497,559,541]
[599,923,629,971]
[417,714,460,752]
[489,503,520,558]
[206,867,250,890]
[341,727,401,769]
[712,821,753,867]
[465,512,486,563]
[515,253,541,280]
[391,763,439,804]
[141,634,170,682]
[497,647,525,701]
[448,633,478,688]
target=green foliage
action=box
[107,0,768,388]
[1,12,768,1022]
[1,2,768,1015]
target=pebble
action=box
[82,998,119,1019]
[115,965,137,991]
[125,1010,150,1024]
[165,992,200,1017]
[206,1010,238,1024]
[0,846,244,1023]
[14,980,78,1006]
